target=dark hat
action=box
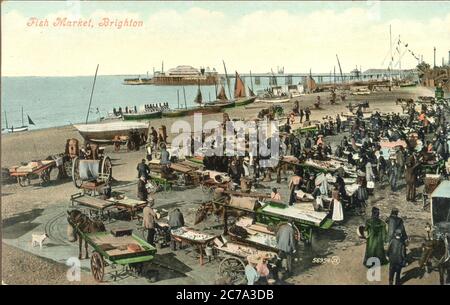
[371,207,380,218]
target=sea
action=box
[1,74,337,131]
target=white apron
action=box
[332,199,344,221]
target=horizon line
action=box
[1,68,419,78]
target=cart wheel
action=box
[90,251,105,282]
[293,224,301,242]
[40,168,51,185]
[71,157,83,188]
[101,156,112,182]
[218,257,246,285]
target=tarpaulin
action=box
[79,160,100,180]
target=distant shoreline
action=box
[1,68,417,78]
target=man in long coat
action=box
[387,230,406,285]
[405,155,420,202]
[143,200,158,246]
[364,207,388,267]
[395,148,406,180]
[276,223,296,274]
[137,175,148,202]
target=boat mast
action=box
[21,106,24,126]
[222,60,232,101]
[85,64,100,124]
[249,70,254,91]
[183,86,187,109]
[336,55,344,83]
[214,78,218,99]
[334,66,336,87]
[4,111,8,129]
[389,24,392,83]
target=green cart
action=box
[218,199,333,247]
[80,231,157,282]
[255,201,334,245]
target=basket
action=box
[424,174,441,194]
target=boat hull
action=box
[74,122,148,142]
[162,105,222,118]
[162,110,188,118]
[234,97,256,107]
[255,97,290,104]
[6,126,28,133]
[205,100,236,109]
[122,111,162,120]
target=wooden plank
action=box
[115,198,146,207]
[170,163,194,174]
[261,204,327,225]
[73,196,115,210]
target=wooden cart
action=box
[9,160,56,187]
[77,230,157,282]
[70,193,147,221]
[70,193,115,221]
[213,237,277,285]
[170,227,216,265]
[71,156,112,190]
[113,198,147,220]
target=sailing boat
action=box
[162,84,221,118]
[4,107,35,133]
[191,82,222,114]
[204,83,236,109]
[234,71,256,107]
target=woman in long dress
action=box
[331,186,344,222]
[363,207,388,267]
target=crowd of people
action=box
[129,92,448,285]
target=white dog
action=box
[31,233,48,249]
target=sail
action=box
[234,72,246,99]
[304,75,317,93]
[248,87,256,97]
[27,115,35,125]
[194,87,203,104]
[217,85,228,100]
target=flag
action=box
[27,115,35,125]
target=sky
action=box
[2,0,450,76]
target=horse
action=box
[67,210,106,259]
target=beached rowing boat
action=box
[255,96,291,103]
[73,121,148,141]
